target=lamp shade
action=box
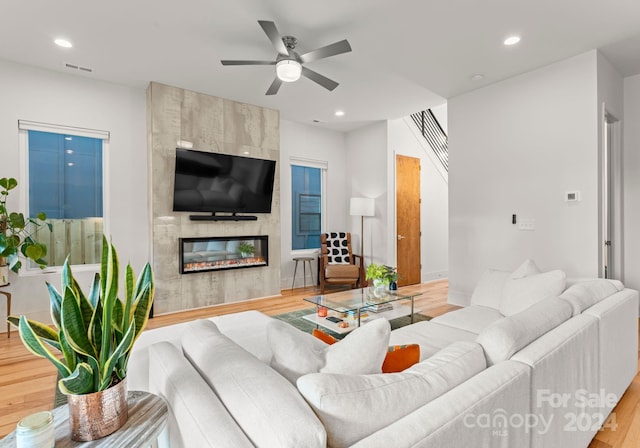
[276,60,302,82]
[350,197,375,217]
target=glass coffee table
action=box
[303,287,421,334]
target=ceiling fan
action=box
[221,20,352,95]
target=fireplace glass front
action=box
[180,235,268,274]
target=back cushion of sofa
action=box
[559,279,624,316]
[297,341,486,448]
[469,269,511,310]
[499,269,566,316]
[181,319,326,448]
[477,297,573,365]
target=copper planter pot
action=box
[67,378,128,441]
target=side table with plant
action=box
[0,177,50,286]
[8,236,155,441]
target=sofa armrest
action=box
[351,361,531,448]
[148,342,253,448]
[511,314,599,448]
[583,289,639,407]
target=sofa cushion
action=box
[181,319,326,448]
[267,318,390,383]
[559,279,625,316]
[296,341,486,448]
[477,297,573,365]
[431,305,503,334]
[469,269,510,310]
[500,268,566,316]
[389,320,477,360]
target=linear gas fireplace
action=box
[180,235,268,274]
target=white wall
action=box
[448,51,599,306]
[345,122,389,266]
[623,74,640,293]
[388,118,449,280]
[0,59,147,328]
[279,120,349,287]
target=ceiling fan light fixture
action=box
[276,60,302,82]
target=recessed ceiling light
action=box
[335,110,345,117]
[242,151,250,155]
[503,36,521,46]
[471,74,485,81]
[54,38,73,48]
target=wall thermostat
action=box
[565,191,580,202]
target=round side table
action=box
[0,391,167,447]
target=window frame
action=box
[18,120,110,274]
[290,157,327,254]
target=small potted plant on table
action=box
[365,263,399,294]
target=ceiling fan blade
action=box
[258,20,289,57]
[266,77,283,95]
[301,66,339,91]
[221,60,276,66]
[299,39,352,64]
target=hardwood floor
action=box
[0,279,638,447]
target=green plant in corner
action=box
[238,242,255,257]
[8,236,154,395]
[365,263,398,286]
[0,177,50,273]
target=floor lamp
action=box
[350,197,375,284]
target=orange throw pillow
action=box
[312,329,338,345]
[312,329,420,373]
[381,344,420,373]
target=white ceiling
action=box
[2,0,640,132]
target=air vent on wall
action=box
[64,62,94,73]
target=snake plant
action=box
[8,236,154,395]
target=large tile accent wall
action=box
[147,82,281,314]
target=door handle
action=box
[397,235,406,241]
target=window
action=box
[19,121,108,268]
[291,160,326,250]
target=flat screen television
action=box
[173,149,276,215]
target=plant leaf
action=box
[87,273,100,308]
[99,237,118,369]
[61,287,96,358]
[36,212,46,221]
[130,282,153,345]
[59,329,78,373]
[18,316,70,378]
[46,282,63,330]
[58,363,94,395]
[122,264,134,330]
[100,320,135,391]
[8,316,60,351]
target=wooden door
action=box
[396,155,421,286]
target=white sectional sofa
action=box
[129,261,638,448]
